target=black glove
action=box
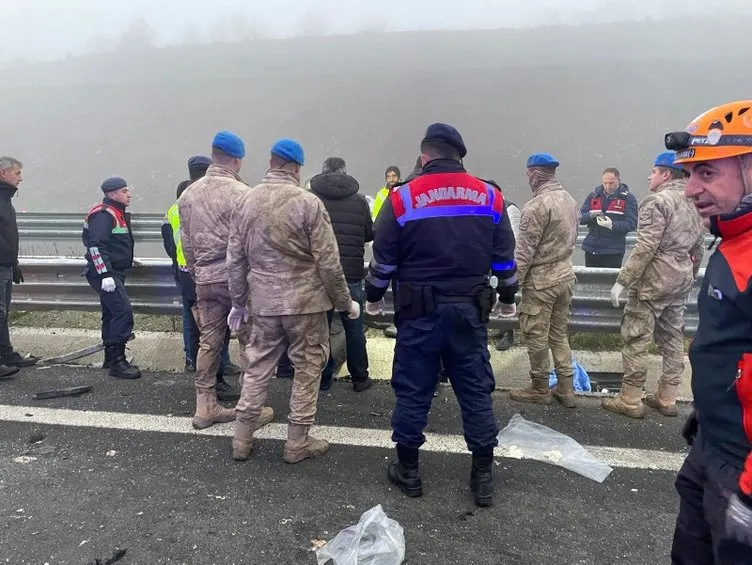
[682,409,698,446]
[12,265,23,284]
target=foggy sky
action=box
[3,0,750,61]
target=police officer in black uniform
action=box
[365,123,518,507]
[83,176,140,379]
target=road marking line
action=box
[0,404,686,471]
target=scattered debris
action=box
[106,450,117,457]
[13,456,37,464]
[309,539,327,552]
[28,433,44,444]
[369,412,384,417]
[458,510,475,521]
[86,547,127,565]
[33,386,92,400]
[79,539,91,548]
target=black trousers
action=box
[584,252,623,268]
[671,432,752,565]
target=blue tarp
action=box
[549,357,592,392]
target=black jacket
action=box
[365,159,518,303]
[82,198,134,279]
[0,181,19,267]
[690,206,752,496]
[309,173,373,283]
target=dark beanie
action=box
[187,155,212,174]
[101,176,127,193]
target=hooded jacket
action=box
[309,173,373,283]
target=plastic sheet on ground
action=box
[496,413,613,483]
[316,504,405,565]
[549,357,592,392]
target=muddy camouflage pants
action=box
[621,294,685,389]
[235,312,329,428]
[518,280,575,382]
[193,282,251,395]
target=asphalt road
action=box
[0,365,689,565]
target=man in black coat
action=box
[0,157,38,377]
[309,157,373,392]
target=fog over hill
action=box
[0,17,749,214]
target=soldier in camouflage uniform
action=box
[509,154,580,407]
[226,139,358,464]
[604,151,705,419]
[179,131,275,431]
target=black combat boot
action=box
[215,373,240,402]
[387,444,422,498]
[107,343,141,380]
[102,343,116,369]
[470,450,494,508]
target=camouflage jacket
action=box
[617,179,705,300]
[515,181,579,290]
[178,165,248,286]
[227,169,351,316]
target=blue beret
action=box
[187,155,212,171]
[271,138,305,166]
[212,130,245,159]
[526,153,560,168]
[654,150,683,171]
[101,176,128,193]
[422,123,467,158]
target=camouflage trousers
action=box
[621,293,686,388]
[236,312,329,428]
[193,282,251,395]
[518,280,575,381]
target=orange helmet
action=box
[665,100,752,164]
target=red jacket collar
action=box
[711,206,752,240]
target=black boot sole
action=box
[0,366,19,380]
[388,463,422,498]
[217,392,240,402]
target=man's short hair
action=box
[210,147,235,165]
[602,167,620,179]
[0,157,22,171]
[420,140,461,161]
[658,166,688,180]
[385,165,401,179]
[322,157,347,175]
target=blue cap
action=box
[187,155,212,172]
[271,138,305,166]
[654,150,683,171]
[422,123,467,158]
[101,176,128,193]
[526,153,560,168]
[212,130,245,159]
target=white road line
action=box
[0,404,686,471]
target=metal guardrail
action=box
[12,257,702,335]
[15,212,715,249]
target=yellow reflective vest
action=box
[372,186,390,221]
[165,202,186,267]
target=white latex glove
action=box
[132,258,143,267]
[365,299,386,316]
[227,306,249,332]
[101,277,116,293]
[597,215,613,230]
[347,300,361,320]
[610,282,624,307]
